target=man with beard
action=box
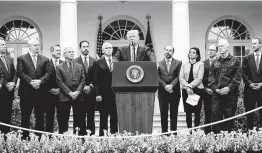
[17,38,50,139]
[114,30,156,62]
[242,38,262,131]
[0,37,17,134]
[94,42,118,136]
[208,39,241,133]
[157,45,182,133]
[45,45,63,133]
[202,45,218,134]
[73,41,96,135]
[56,47,86,135]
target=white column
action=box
[172,0,190,62]
[172,0,190,112]
[60,0,78,57]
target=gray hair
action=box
[63,47,74,56]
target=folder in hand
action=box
[186,94,200,106]
[217,75,230,89]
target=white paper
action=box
[186,94,200,106]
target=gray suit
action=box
[56,61,86,135]
[158,58,182,132]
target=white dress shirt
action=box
[105,56,113,71]
[29,52,38,68]
[81,55,89,65]
[254,51,261,67]
[130,44,138,61]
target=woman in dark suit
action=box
[179,47,204,129]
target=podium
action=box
[112,62,158,134]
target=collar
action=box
[130,44,138,49]
[0,53,5,58]
[29,52,38,58]
[254,51,261,56]
[165,58,172,62]
[189,60,197,65]
[219,53,232,61]
[104,56,112,62]
[52,57,59,62]
[81,55,89,61]
[209,57,216,61]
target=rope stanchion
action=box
[1,105,261,139]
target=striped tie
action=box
[1,55,8,71]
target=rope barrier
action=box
[0,105,260,139]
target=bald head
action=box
[28,39,40,54]
[63,47,75,60]
[208,45,217,58]
[218,39,229,48]
[218,39,230,56]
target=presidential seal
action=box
[126,65,144,83]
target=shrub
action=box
[1,130,262,153]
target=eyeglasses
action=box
[208,49,217,51]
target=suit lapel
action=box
[63,62,73,80]
[161,59,168,74]
[258,54,262,74]
[250,54,258,74]
[72,62,76,79]
[0,58,8,73]
[103,57,110,72]
[168,58,176,75]
[49,59,55,70]
[6,58,11,73]
[26,53,36,70]
[206,59,211,70]
[125,46,131,61]
[136,45,142,61]
[36,55,41,70]
[78,56,84,65]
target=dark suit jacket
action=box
[17,53,50,96]
[0,69,3,85]
[242,53,262,94]
[94,57,115,100]
[56,61,85,102]
[46,59,63,91]
[203,59,212,88]
[158,58,182,99]
[0,57,17,97]
[114,45,156,62]
[73,56,96,97]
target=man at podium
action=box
[113,30,156,62]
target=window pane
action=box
[0,20,40,42]
[208,19,250,41]
[241,46,246,56]
[126,21,135,31]
[104,25,114,35]
[102,19,144,40]
[233,46,241,56]
[113,47,118,57]
[110,21,119,31]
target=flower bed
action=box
[0,129,262,153]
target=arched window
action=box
[102,16,145,56]
[0,17,42,65]
[206,16,253,63]
[0,20,40,41]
